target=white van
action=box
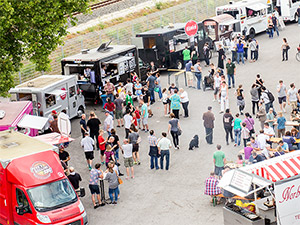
[9,75,85,119]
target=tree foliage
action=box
[0,0,89,96]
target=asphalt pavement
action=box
[67,23,300,225]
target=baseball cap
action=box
[51,110,57,114]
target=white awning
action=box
[46,89,67,96]
[247,3,268,11]
[18,114,49,130]
[220,19,240,26]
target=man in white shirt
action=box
[104,111,114,136]
[157,132,172,170]
[179,88,189,118]
[287,83,300,111]
[264,122,275,147]
[124,78,134,94]
[81,132,95,170]
[123,110,133,139]
[229,38,237,62]
[257,130,268,150]
[121,139,134,179]
[262,144,271,160]
[213,73,221,102]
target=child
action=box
[98,129,107,164]
[132,112,138,129]
[134,79,143,99]
[237,154,243,165]
[104,145,115,168]
[125,91,133,106]
[134,106,141,129]
[162,88,169,116]
[241,122,250,147]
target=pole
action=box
[61,46,64,58]
[99,33,102,44]
[173,10,175,24]
[254,184,260,215]
[117,29,120,44]
[81,40,83,50]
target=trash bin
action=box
[100,94,107,108]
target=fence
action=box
[15,0,228,84]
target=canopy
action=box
[247,3,268,11]
[219,19,240,26]
[18,114,48,130]
[34,132,74,145]
[46,89,67,96]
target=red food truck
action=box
[0,130,87,225]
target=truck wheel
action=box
[295,14,299,23]
[176,60,183,70]
[249,28,255,39]
[77,106,84,117]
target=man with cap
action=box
[44,110,57,134]
[202,106,215,144]
[104,111,114,136]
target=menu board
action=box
[230,170,253,193]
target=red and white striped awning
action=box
[240,151,300,183]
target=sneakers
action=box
[219,111,224,114]
[88,166,92,171]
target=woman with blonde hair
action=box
[105,161,119,204]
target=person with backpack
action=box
[261,86,276,114]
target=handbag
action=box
[177,128,182,136]
[154,87,160,92]
[286,45,290,50]
[115,171,123,184]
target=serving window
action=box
[143,37,156,49]
[45,94,56,108]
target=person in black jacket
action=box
[67,167,82,191]
[223,109,234,145]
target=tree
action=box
[0,0,89,96]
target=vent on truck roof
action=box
[81,49,90,54]
[3,142,19,148]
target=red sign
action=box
[61,87,67,100]
[185,20,198,36]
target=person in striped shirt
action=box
[148,130,159,170]
[204,172,221,203]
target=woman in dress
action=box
[217,45,225,69]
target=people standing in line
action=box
[128,124,141,165]
[104,161,120,204]
[277,112,286,138]
[168,113,181,149]
[223,109,234,145]
[98,129,107,165]
[169,89,181,119]
[250,84,260,115]
[104,111,114,136]
[271,13,280,37]
[249,38,257,62]
[266,108,276,129]
[233,113,242,147]
[241,122,250,147]
[257,101,267,130]
[81,132,95,170]
[287,83,300,111]
[80,114,88,138]
[267,17,274,38]
[182,46,191,67]
[157,132,172,170]
[89,163,105,208]
[229,37,237,62]
[213,145,226,178]
[155,73,163,100]
[194,60,202,90]
[225,58,236,89]
[123,109,133,138]
[242,36,249,61]
[162,88,170,116]
[219,81,229,114]
[124,78,133,94]
[142,85,153,117]
[185,60,194,88]
[103,97,115,118]
[202,106,215,145]
[281,38,289,61]
[236,40,245,64]
[148,130,159,170]
[134,79,143,99]
[277,80,287,113]
[213,71,221,102]
[203,43,210,66]
[121,139,134,179]
[146,67,157,104]
[114,94,124,128]
[191,47,198,65]
[243,113,255,137]
[140,99,149,132]
[179,88,189,118]
[68,167,82,191]
[87,111,101,151]
[217,45,225,69]
[104,80,115,101]
[108,129,121,167]
[235,84,245,115]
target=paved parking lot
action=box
[67,23,300,225]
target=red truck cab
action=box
[0,130,88,225]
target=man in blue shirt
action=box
[146,73,157,104]
[236,40,244,64]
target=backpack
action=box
[267,90,275,103]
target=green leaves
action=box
[0,0,89,96]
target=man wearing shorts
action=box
[140,99,149,132]
[81,132,95,170]
[213,72,221,101]
[277,80,287,112]
[121,139,134,179]
[114,94,124,127]
[185,60,194,88]
[213,145,226,178]
[89,163,105,208]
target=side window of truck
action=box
[69,86,76,97]
[45,94,56,108]
[16,189,29,207]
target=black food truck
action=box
[134,23,212,69]
[61,42,140,101]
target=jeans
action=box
[149,88,155,103]
[183,60,189,68]
[160,150,170,170]
[265,102,276,114]
[224,127,233,143]
[234,128,241,146]
[254,50,258,60]
[90,131,99,150]
[244,48,248,60]
[251,50,256,60]
[204,55,210,66]
[269,28,274,38]
[182,101,189,117]
[252,101,259,115]
[195,72,202,90]
[171,130,179,147]
[172,109,179,119]
[231,51,236,62]
[237,52,244,64]
[109,187,119,202]
[243,138,250,147]
[274,25,279,36]
[107,93,114,102]
[157,86,162,99]
[114,148,119,160]
[282,49,288,60]
[227,74,235,87]
[150,155,159,169]
[205,127,213,144]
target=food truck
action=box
[272,0,300,21]
[0,101,46,136]
[134,23,212,69]
[203,14,241,42]
[0,130,87,225]
[9,75,85,119]
[219,151,300,225]
[61,43,140,101]
[216,0,271,38]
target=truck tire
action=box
[77,106,84,117]
[249,28,255,39]
[295,14,299,23]
[176,60,183,70]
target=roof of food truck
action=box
[0,101,32,128]
[0,130,55,162]
[204,14,235,23]
[136,23,186,36]
[61,45,136,62]
[216,0,266,10]
[10,75,74,92]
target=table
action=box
[270,137,300,144]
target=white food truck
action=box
[9,75,85,119]
[273,0,300,21]
[216,0,272,38]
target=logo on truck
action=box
[30,161,53,179]
[185,20,198,37]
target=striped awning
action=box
[240,152,300,183]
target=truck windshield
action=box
[27,179,77,212]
